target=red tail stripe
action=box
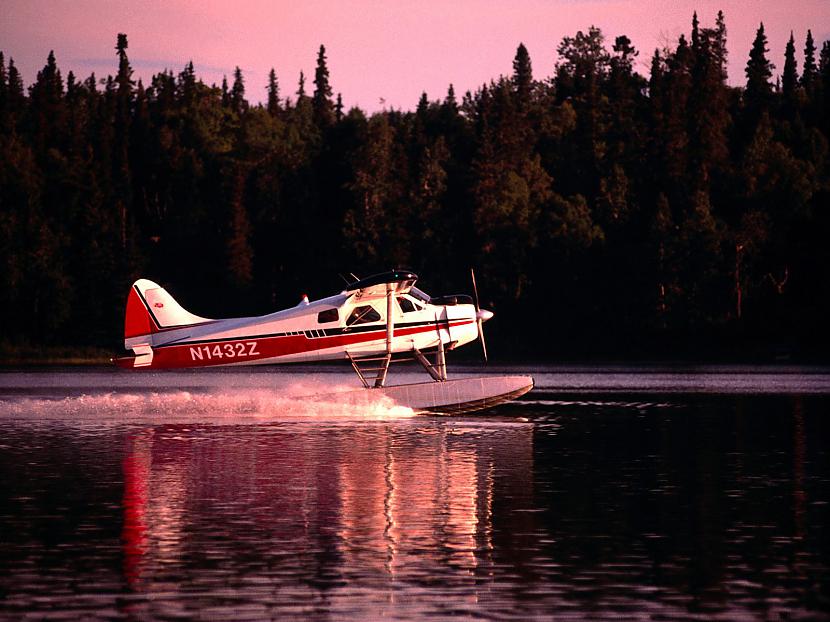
[124,287,156,339]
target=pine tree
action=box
[6,57,22,94]
[714,11,728,74]
[29,50,66,158]
[648,49,664,96]
[444,84,457,110]
[688,11,730,183]
[179,60,196,105]
[113,34,134,252]
[555,25,610,195]
[691,12,701,54]
[657,35,692,194]
[297,70,306,99]
[512,43,533,110]
[64,70,82,155]
[5,58,23,115]
[335,93,343,121]
[611,35,637,74]
[647,49,666,181]
[312,44,334,127]
[801,30,817,91]
[292,69,315,130]
[745,23,774,107]
[266,68,280,115]
[221,75,229,107]
[416,92,429,116]
[781,31,798,110]
[555,25,610,107]
[113,35,133,180]
[115,34,133,97]
[231,66,246,114]
[607,33,643,172]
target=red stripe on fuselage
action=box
[132,319,475,369]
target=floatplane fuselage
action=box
[115,271,533,412]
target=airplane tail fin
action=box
[124,279,212,348]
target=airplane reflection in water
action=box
[120,423,536,606]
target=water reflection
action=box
[2,384,829,620]
[119,421,534,617]
[122,429,191,588]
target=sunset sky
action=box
[2,0,828,112]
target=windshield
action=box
[409,287,430,304]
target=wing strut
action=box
[372,282,395,387]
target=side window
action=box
[346,305,381,326]
[317,308,338,324]
[397,297,416,313]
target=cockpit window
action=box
[398,297,417,313]
[317,308,339,324]
[346,305,381,326]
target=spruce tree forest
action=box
[1,13,829,360]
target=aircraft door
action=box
[434,305,452,347]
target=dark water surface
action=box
[0,366,828,620]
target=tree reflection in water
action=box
[120,421,535,616]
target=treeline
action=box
[1,15,829,358]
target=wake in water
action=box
[522,397,679,410]
[0,382,415,424]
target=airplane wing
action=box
[344,270,419,301]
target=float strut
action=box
[436,337,447,381]
[413,345,447,382]
[374,354,391,388]
[374,282,395,388]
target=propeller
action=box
[470,268,491,363]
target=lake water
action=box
[0,365,828,620]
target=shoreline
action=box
[0,345,115,367]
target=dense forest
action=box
[1,13,829,359]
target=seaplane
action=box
[114,270,533,413]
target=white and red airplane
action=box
[115,271,533,411]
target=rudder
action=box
[124,279,212,347]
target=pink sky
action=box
[2,0,828,112]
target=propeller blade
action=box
[470,268,480,312]
[471,268,488,364]
[477,318,488,363]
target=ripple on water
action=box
[0,373,828,619]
